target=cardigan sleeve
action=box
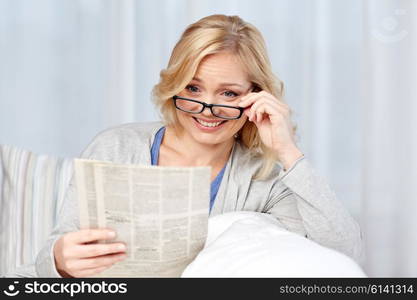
[35,177,78,277]
[266,156,364,264]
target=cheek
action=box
[176,111,191,123]
[224,118,247,135]
[231,116,248,130]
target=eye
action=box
[223,90,239,97]
[186,85,200,93]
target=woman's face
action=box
[175,52,251,146]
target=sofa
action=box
[0,144,366,277]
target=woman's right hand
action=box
[53,229,127,278]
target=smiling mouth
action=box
[192,117,227,128]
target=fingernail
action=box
[117,244,126,251]
[108,231,116,238]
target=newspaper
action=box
[74,159,211,277]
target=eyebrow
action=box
[192,77,245,88]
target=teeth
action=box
[196,118,223,127]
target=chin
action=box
[191,132,227,146]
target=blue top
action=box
[150,126,226,212]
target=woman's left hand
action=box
[238,90,304,170]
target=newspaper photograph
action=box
[74,159,211,277]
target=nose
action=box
[200,106,213,117]
[201,95,216,117]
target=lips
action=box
[193,117,227,128]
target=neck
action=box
[164,125,234,167]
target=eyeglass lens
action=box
[175,98,241,119]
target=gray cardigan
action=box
[25,121,361,277]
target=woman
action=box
[36,14,362,277]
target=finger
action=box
[73,252,127,270]
[250,109,257,122]
[249,99,268,116]
[75,242,127,258]
[255,106,266,123]
[257,111,263,123]
[249,96,281,112]
[70,229,117,244]
[241,93,290,114]
[238,93,263,108]
[239,91,276,108]
[249,106,263,123]
[244,98,279,120]
[251,103,281,123]
[249,106,260,123]
[250,101,280,120]
[246,108,252,121]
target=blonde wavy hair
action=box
[152,14,297,180]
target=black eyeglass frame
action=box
[172,95,245,120]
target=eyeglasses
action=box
[172,95,244,120]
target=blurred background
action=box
[0,0,416,277]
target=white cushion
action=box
[182,211,366,277]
